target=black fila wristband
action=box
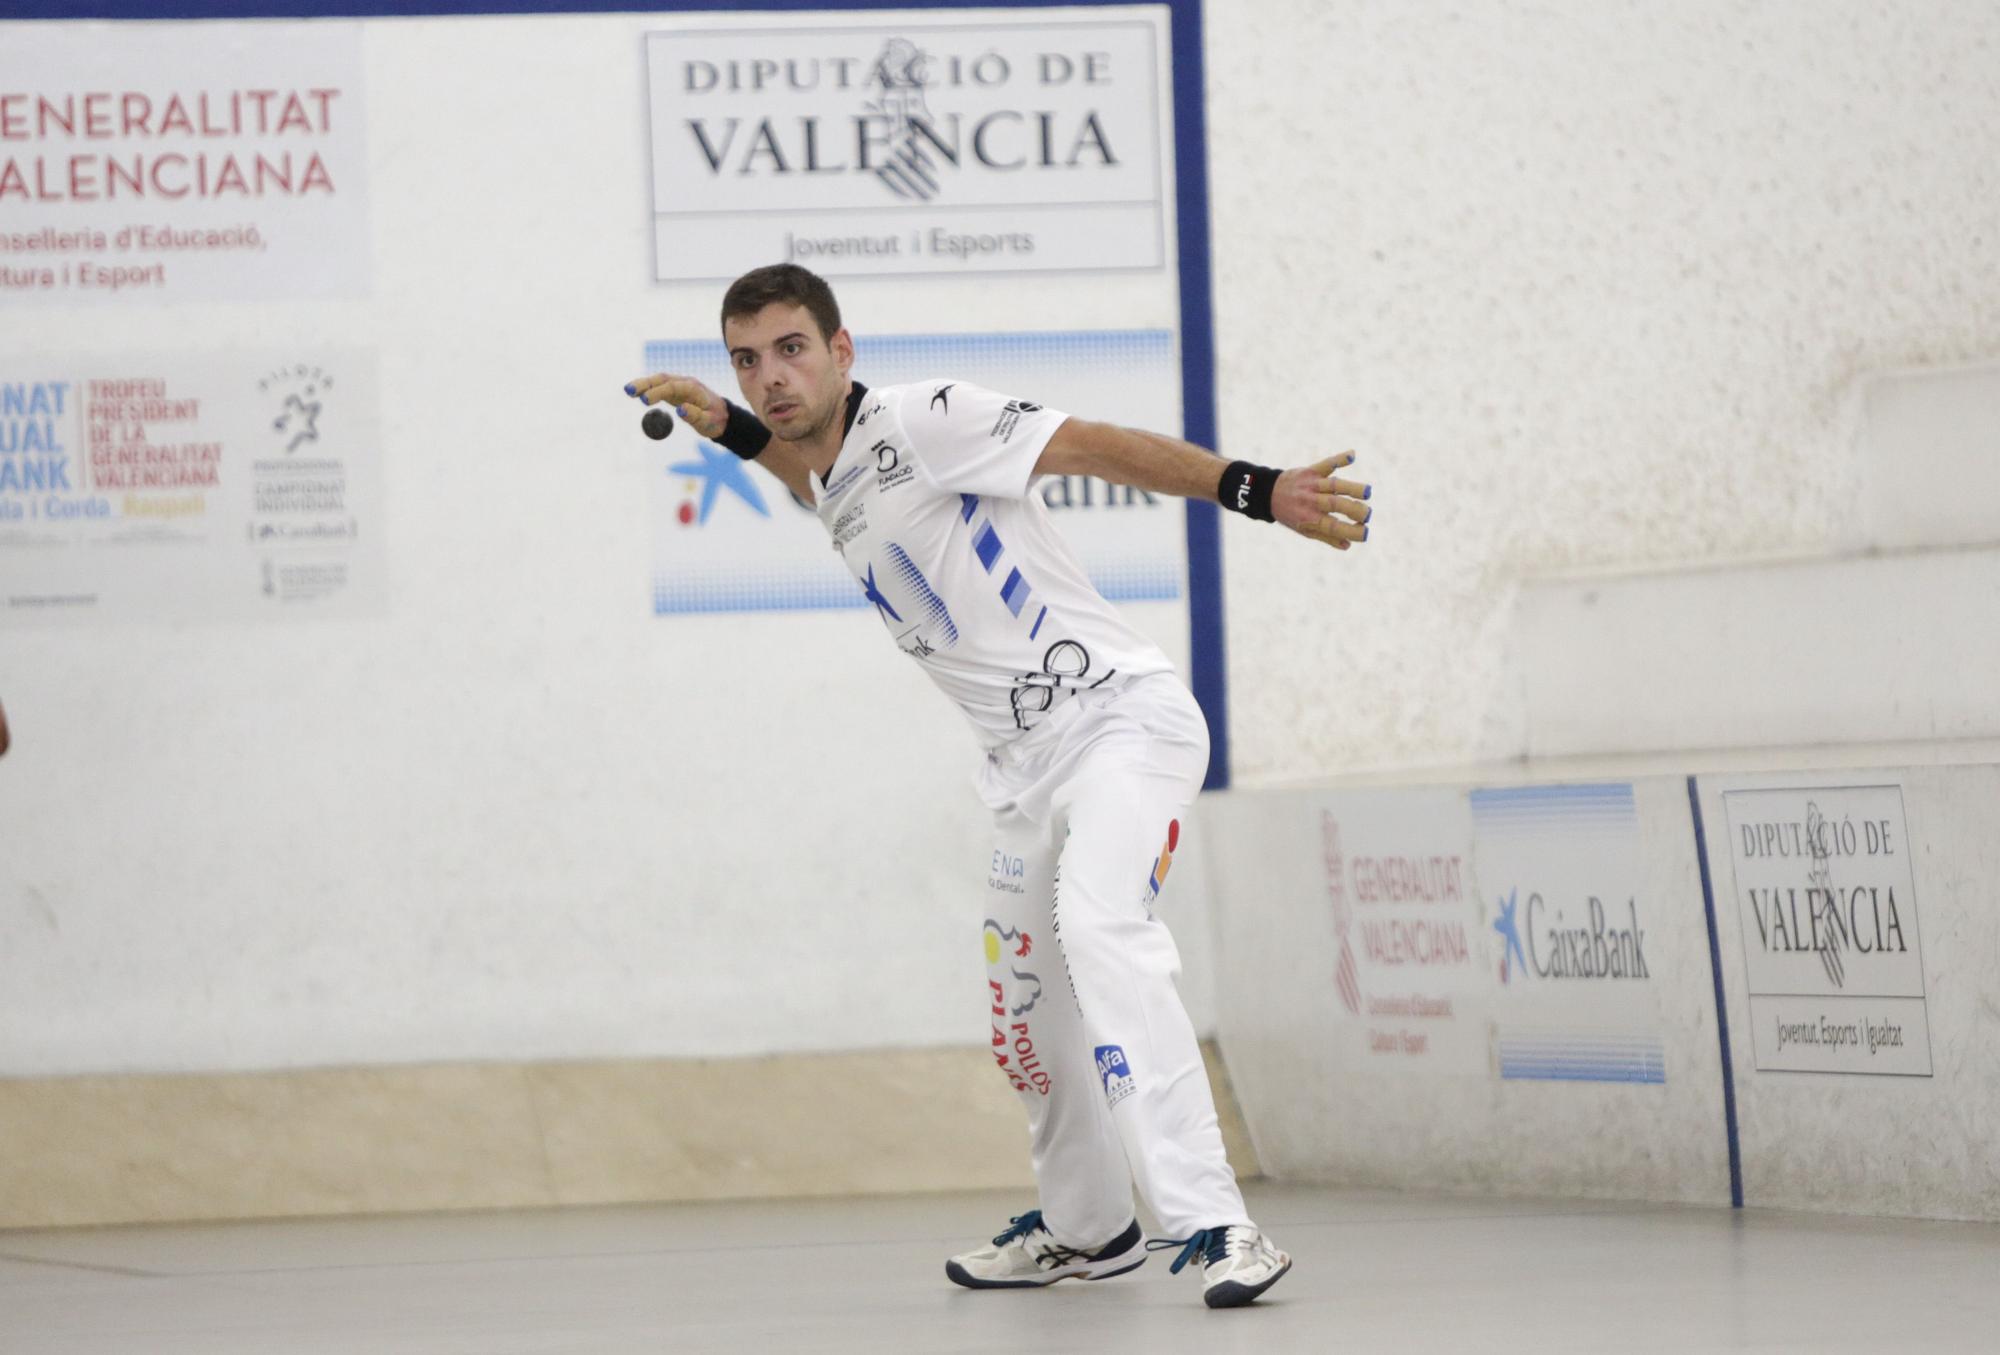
[715,400,773,461]
[1218,460,1279,522]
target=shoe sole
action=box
[945,1255,1147,1290]
[1203,1257,1292,1308]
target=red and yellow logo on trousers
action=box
[1146,819,1179,900]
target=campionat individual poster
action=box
[1471,783,1667,1084]
[0,351,384,623]
[0,22,370,304]
[1721,783,1932,1076]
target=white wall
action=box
[4,1,1997,1079]
[1209,0,2000,780]
[0,10,1201,1076]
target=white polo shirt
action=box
[809,379,1175,748]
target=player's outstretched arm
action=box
[1036,419,1372,551]
[624,372,814,503]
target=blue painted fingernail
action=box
[1362,526,1370,542]
[624,383,637,396]
[1363,485,1372,500]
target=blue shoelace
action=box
[992,1211,1044,1246]
[1145,1227,1234,1274]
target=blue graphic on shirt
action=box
[961,504,1045,631]
[861,562,903,624]
[1000,567,1032,617]
[668,442,770,524]
[973,521,1003,572]
[885,542,959,648]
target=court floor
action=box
[4,1182,1997,1353]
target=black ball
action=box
[641,406,674,440]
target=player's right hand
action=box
[1273,452,1372,551]
[624,373,728,440]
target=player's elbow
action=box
[1035,416,1115,480]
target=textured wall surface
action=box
[1207,0,2000,780]
[4,2,1997,1083]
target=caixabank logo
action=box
[1471,783,1665,1084]
[1491,888,1650,985]
[664,440,771,528]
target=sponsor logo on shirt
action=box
[856,401,884,427]
[832,501,868,549]
[929,383,954,413]
[1095,1044,1137,1107]
[823,462,866,497]
[873,438,915,490]
[989,398,1042,442]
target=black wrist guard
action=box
[716,400,772,460]
[1218,460,1279,522]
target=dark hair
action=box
[720,264,843,342]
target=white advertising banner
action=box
[1315,789,1490,1075]
[645,15,1168,278]
[643,329,1183,615]
[1471,783,1666,1083]
[0,21,369,304]
[1721,784,1932,1076]
[1,351,383,622]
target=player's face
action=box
[724,302,853,442]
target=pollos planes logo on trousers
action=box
[984,919,1047,1094]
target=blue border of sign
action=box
[4,0,1230,789]
[1686,775,1745,1208]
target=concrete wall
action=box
[1211,0,2000,779]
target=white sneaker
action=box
[1150,1224,1292,1307]
[945,1211,1147,1289]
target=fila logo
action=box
[1235,481,1251,510]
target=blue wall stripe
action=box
[1687,774,1745,1209]
[1166,0,1227,790]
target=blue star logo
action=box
[1493,887,1527,983]
[861,563,902,624]
[669,441,770,524]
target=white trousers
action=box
[974,673,1251,1248]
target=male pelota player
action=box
[626,264,1370,1308]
